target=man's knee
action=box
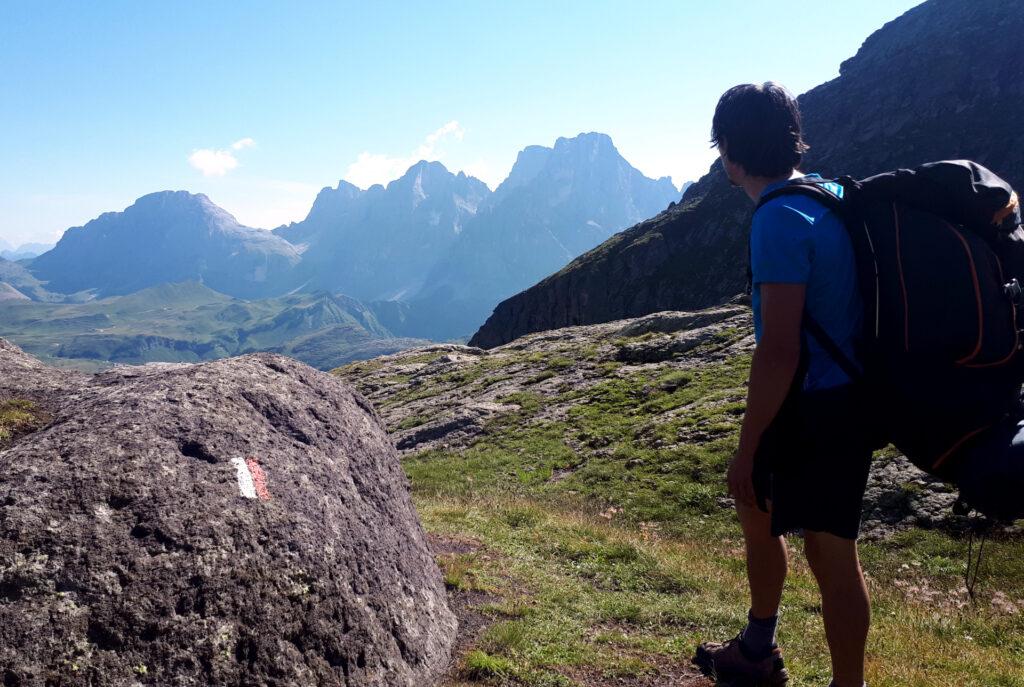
[736,501,773,538]
[803,530,860,583]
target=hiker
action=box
[693,82,872,687]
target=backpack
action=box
[754,160,1024,518]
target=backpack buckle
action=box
[1004,278,1022,304]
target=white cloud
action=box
[343,121,467,189]
[188,137,256,177]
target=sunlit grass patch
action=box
[0,398,42,442]
[420,493,1024,686]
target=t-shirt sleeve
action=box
[750,202,813,285]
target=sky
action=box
[0,0,923,247]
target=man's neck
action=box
[742,169,805,203]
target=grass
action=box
[405,355,751,537]
[0,399,42,442]
[424,494,1024,687]
[338,329,1024,685]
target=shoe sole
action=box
[692,646,790,687]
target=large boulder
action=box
[0,341,455,686]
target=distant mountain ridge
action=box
[405,132,680,339]
[13,132,678,347]
[469,0,1024,348]
[0,242,52,261]
[273,160,491,301]
[30,191,303,299]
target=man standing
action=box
[693,83,872,687]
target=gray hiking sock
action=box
[739,608,779,659]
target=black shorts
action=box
[752,383,874,540]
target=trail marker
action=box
[231,456,271,500]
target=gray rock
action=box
[0,341,455,686]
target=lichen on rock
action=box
[0,340,455,686]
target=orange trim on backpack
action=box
[966,252,1021,368]
[942,220,985,365]
[932,424,994,471]
[893,204,911,352]
[993,191,1019,227]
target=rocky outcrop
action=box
[0,341,455,686]
[339,303,967,537]
[470,0,1024,348]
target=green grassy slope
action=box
[336,307,1024,687]
[0,281,429,370]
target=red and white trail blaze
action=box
[231,456,271,500]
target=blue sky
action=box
[0,0,922,246]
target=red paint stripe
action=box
[246,457,271,501]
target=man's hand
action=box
[727,450,756,506]
[730,282,805,509]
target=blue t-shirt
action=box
[751,173,862,391]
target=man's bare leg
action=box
[737,501,788,619]
[693,502,791,683]
[803,530,869,687]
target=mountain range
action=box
[0,241,52,261]
[8,0,1014,366]
[469,0,1024,348]
[0,133,684,368]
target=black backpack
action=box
[755,161,1024,517]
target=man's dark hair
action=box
[710,82,809,178]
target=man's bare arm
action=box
[728,283,806,506]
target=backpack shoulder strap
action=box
[755,178,846,213]
[750,177,864,383]
[803,313,862,383]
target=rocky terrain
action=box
[339,300,972,539]
[470,0,1024,348]
[0,340,454,686]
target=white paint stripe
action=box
[231,456,257,499]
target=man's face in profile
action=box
[717,144,741,188]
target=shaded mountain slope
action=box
[410,133,679,340]
[30,191,303,299]
[0,256,76,303]
[273,161,491,301]
[470,0,1024,348]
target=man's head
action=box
[711,82,808,187]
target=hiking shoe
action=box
[692,632,789,686]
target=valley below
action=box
[0,281,430,372]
